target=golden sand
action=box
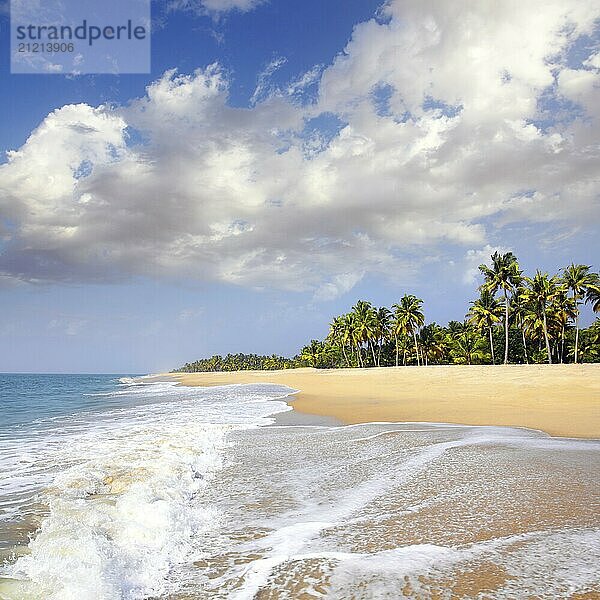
[169,364,600,439]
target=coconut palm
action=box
[448,322,489,365]
[467,290,503,364]
[390,309,408,366]
[341,313,359,367]
[390,309,411,366]
[328,316,350,367]
[300,340,325,367]
[374,307,392,366]
[419,324,446,365]
[392,295,425,366]
[478,252,521,364]
[512,286,532,364]
[523,271,562,364]
[351,301,379,367]
[549,288,576,363]
[562,264,600,363]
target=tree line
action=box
[173,352,296,373]
[174,254,600,372]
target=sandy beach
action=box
[170,364,600,439]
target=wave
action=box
[2,383,598,599]
[0,382,293,600]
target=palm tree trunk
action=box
[395,334,399,367]
[413,331,420,366]
[403,348,407,366]
[341,345,349,368]
[369,341,377,367]
[503,289,509,364]
[542,310,552,364]
[488,327,495,365]
[574,298,580,364]
[560,325,565,364]
[520,318,529,364]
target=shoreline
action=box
[166,364,600,439]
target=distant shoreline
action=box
[165,364,600,439]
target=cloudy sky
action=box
[1,0,599,372]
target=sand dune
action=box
[169,364,600,439]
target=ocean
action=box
[0,374,599,599]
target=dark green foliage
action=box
[173,353,298,373]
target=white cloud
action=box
[250,56,287,106]
[167,0,264,15]
[462,245,512,285]
[1,0,599,299]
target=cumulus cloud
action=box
[1,0,599,299]
[462,245,512,285]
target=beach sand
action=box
[169,364,600,439]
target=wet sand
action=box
[168,364,600,439]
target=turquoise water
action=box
[0,374,141,429]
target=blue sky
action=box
[0,0,599,372]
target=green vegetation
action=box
[173,353,296,373]
[174,254,600,372]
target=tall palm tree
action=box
[562,264,600,363]
[374,307,391,366]
[467,290,503,364]
[419,324,446,366]
[390,310,409,366]
[523,271,561,364]
[479,252,521,364]
[328,316,350,367]
[549,288,576,363]
[512,286,531,364]
[341,313,358,367]
[392,295,425,366]
[351,301,378,367]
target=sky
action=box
[0,0,599,373]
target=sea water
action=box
[0,374,599,599]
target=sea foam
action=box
[0,381,293,599]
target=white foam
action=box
[0,382,294,599]
[321,528,600,599]
[3,380,599,599]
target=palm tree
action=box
[374,307,391,366]
[351,301,378,367]
[448,322,489,365]
[562,264,600,363]
[341,313,358,367]
[419,324,446,365]
[468,290,503,364]
[549,288,576,363]
[390,309,406,367]
[512,286,532,364]
[328,316,350,367]
[479,252,521,364]
[300,340,324,367]
[392,295,425,366]
[523,271,561,364]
